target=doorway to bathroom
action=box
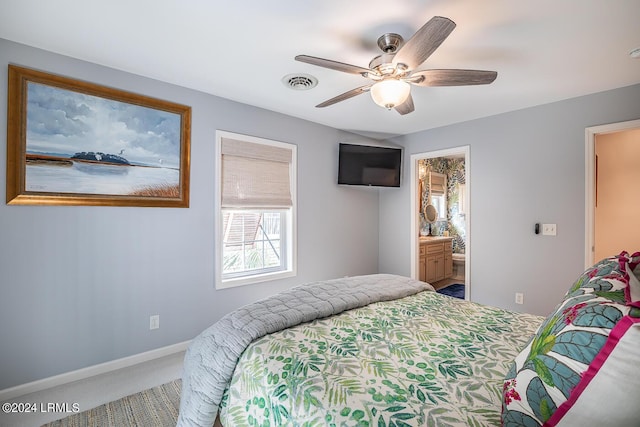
[410,146,470,300]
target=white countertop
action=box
[419,236,453,242]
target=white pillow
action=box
[553,316,640,427]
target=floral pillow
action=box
[621,252,640,306]
[626,263,640,305]
[566,251,640,305]
[502,253,640,426]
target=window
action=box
[457,183,466,215]
[216,131,296,289]
[222,210,286,278]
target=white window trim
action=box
[215,130,297,289]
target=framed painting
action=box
[6,65,191,207]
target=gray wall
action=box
[379,84,640,316]
[0,39,380,389]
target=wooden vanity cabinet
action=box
[419,238,453,284]
[419,244,427,282]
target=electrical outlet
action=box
[542,223,557,236]
[149,315,160,330]
[515,293,524,305]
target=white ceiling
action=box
[2,0,639,139]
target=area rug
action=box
[436,283,465,300]
[42,379,181,427]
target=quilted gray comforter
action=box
[176,274,433,427]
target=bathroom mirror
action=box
[424,204,438,223]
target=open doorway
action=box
[585,119,640,267]
[410,146,470,300]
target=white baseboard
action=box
[0,340,190,401]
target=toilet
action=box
[452,253,465,281]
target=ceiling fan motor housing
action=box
[377,33,404,53]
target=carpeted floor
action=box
[42,379,181,427]
[436,283,465,299]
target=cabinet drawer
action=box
[419,245,426,256]
[426,243,444,254]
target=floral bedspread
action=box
[219,291,543,427]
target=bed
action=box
[177,256,640,427]
[218,281,541,427]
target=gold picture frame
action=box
[6,65,191,207]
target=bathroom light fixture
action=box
[370,79,410,110]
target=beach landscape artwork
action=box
[6,65,191,207]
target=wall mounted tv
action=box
[338,143,402,187]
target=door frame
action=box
[410,145,470,299]
[584,118,640,268]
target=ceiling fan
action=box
[295,16,497,115]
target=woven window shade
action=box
[430,174,446,194]
[221,138,293,208]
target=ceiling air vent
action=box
[282,73,318,90]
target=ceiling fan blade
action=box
[395,93,415,115]
[295,55,374,77]
[410,69,497,86]
[393,16,456,70]
[316,85,372,108]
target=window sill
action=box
[216,269,296,290]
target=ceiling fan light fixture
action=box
[370,79,410,110]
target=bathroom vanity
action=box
[419,236,453,283]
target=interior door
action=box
[586,120,640,267]
[594,128,640,260]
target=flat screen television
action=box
[338,143,402,187]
